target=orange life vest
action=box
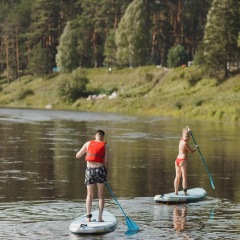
[85,140,106,163]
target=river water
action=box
[0,108,239,239]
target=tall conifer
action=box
[202,0,240,77]
[116,0,150,67]
[56,21,79,73]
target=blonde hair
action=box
[182,127,190,137]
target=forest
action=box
[0,0,240,82]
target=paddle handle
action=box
[187,127,215,189]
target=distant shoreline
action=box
[0,66,239,123]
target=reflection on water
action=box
[0,108,240,239]
[153,198,240,239]
[173,206,186,232]
[0,197,239,240]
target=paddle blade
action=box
[125,216,140,231]
[105,183,140,232]
[125,229,139,236]
[209,175,215,189]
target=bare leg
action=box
[174,164,181,195]
[97,183,105,222]
[86,184,94,222]
[180,161,188,195]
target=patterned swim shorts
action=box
[85,166,107,185]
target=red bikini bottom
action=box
[175,158,186,166]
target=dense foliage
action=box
[201,0,240,77]
[167,45,187,68]
[58,68,89,102]
[0,0,239,82]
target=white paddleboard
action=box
[69,210,117,234]
[154,188,207,204]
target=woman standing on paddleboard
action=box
[76,130,109,222]
[174,127,198,195]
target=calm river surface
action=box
[0,108,239,239]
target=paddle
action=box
[187,126,215,189]
[105,182,140,232]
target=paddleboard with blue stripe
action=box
[154,187,207,204]
[69,210,117,234]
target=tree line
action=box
[0,0,239,82]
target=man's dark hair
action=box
[96,130,105,136]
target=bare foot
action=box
[86,214,92,222]
[175,193,178,195]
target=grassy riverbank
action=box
[0,66,240,122]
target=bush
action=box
[58,68,89,102]
[167,45,187,68]
[15,89,34,100]
[193,98,204,106]
[144,73,154,82]
[186,71,202,86]
[174,101,183,109]
[45,72,59,80]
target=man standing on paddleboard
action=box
[174,127,198,195]
[76,130,109,222]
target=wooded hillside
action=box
[0,0,239,82]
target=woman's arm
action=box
[185,142,197,153]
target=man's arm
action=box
[104,145,109,169]
[76,142,89,158]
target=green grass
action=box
[0,65,240,122]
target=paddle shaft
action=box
[105,182,140,231]
[188,129,215,189]
[105,183,128,218]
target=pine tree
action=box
[0,0,32,81]
[27,0,61,74]
[74,0,132,67]
[103,29,117,67]
[56,21,79,73]
[182,0,212,60]
[102,0,133,67]
[202,0,240,77]
[116,0,150,67]
[27,43,51,76]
